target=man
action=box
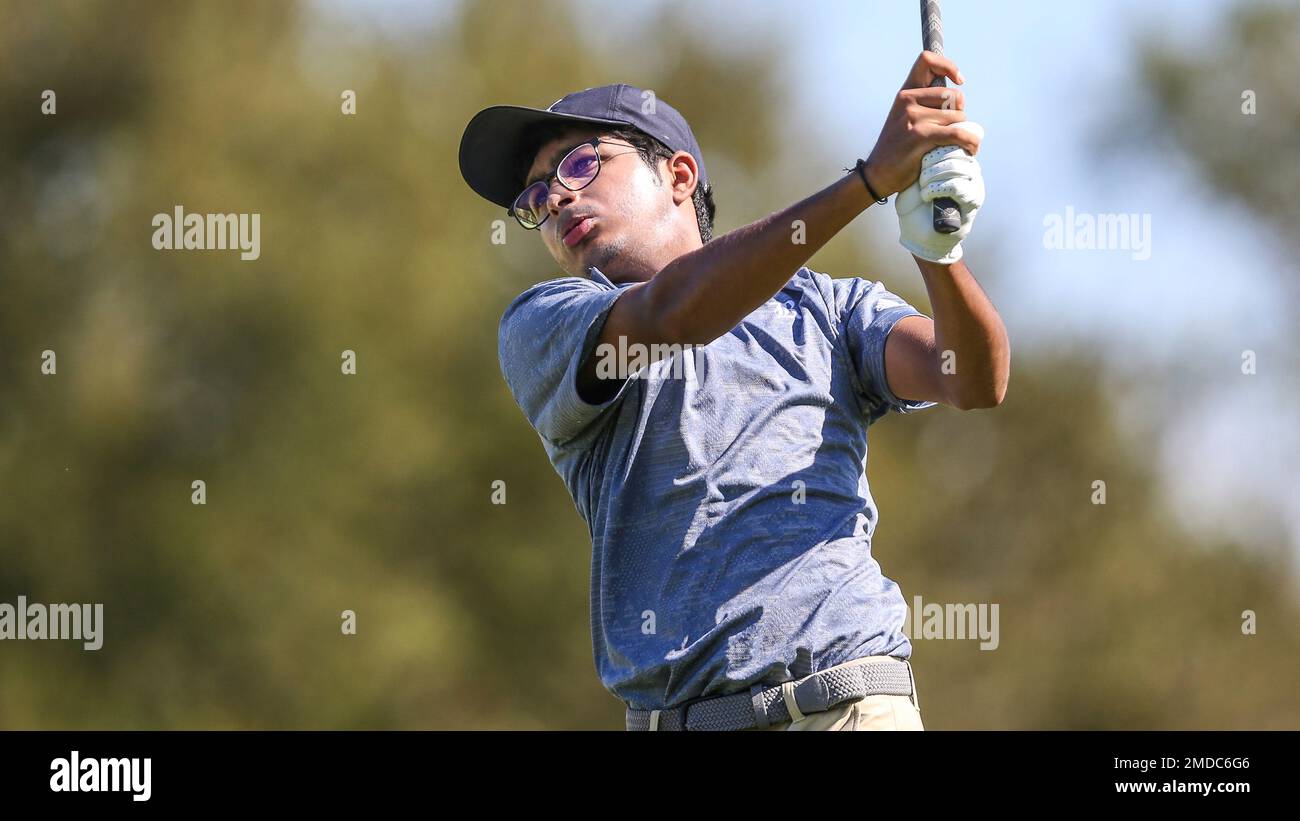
[459,51,1009,731]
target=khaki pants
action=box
[750,655,924,731]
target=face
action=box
[521,128,700,283]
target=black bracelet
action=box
[845,158,888,204]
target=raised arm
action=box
[578,51,979,403]
[883,257,1009,410]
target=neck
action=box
[593,231,702,285]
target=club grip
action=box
[920,0,961,234]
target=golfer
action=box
[459,51,1009,731]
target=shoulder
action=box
[790,267,895,320]
[502,275,615,322]
[499,275,618,343]
[828,275,909,317]
[776,266,834,311]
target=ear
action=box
[667,151,699,206]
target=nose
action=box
[546,183,578,223]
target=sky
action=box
[319,0,1299,569]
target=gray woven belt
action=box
[626,656,915,731]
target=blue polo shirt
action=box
[498,265,936,711]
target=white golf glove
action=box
[895,121,985,264]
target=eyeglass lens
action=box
[514,141,602,228]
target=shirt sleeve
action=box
[498,276,634,448]
[833,276,939,421]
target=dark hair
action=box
[517,122,716,243]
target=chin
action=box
[579,236,623,271]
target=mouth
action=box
[561,215,596,248]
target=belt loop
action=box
[648,710,661,731]
[781,681,805,722]
[904,659,920,713]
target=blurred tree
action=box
[1120,2,1300,263]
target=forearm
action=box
[913,256,1009,407]
[651,170,877,344]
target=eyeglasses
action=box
[510,138,637,230]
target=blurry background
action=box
[0,0,1296,729]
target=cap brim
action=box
[459,105,634,210]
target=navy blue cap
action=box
[459,83,708,210]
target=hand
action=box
[895,121,986,264]
[863,51,980,198]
